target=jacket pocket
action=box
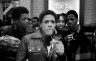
[28,46,42,61]
[28,46,41,54]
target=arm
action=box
[56,41,66,61]
[51,39,66,61]
[16,36,28,61]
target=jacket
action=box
[63,26,95,61]
[1,22,34,40]
[16,30,65,61]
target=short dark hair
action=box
[66,10,78,19]
[39,10,57,23]
[57,13,67,23]
[32,17,39,22]
[12,6,29,20]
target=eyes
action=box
[67,18,75,22]
[43,20,56,24]
[33,21,37,23]
[22,18,28,21]
[57,20,65,23]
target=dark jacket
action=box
[63,26,95,61]
[1,22,34,40]
[16,30,65,61]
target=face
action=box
[19,13,29,26]
[67,14,78,29]
[56,15,65,30]
[32,19,39,27]
[40,14,56,36]
[28,20,32,26]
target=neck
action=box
[68,24,80,34]
[40,28,53,46]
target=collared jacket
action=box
[16,30,65,61]
[63,26,96,61]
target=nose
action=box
[60,22,63,25]
[25,19,28,23]
[48,22,53,27]
[68,19,72,23]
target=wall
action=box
[20,0,44,18]
[84,0,96,25]
[32,0,44,17]
[84,0,93,25]
[92,0,96,24]
[0,0,3,20]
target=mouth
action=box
[48,29,53,31]
[68,24,72,26]
[58,25,64,29]
[47,29,54,31]
[59,26,63,28]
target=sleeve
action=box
[16,36,28,61]
[57,52,66,61]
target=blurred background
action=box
[0,0,96,26]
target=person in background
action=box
[32,17,40,31]
[63,10,95,61]
[0,6,34,61]
[16,10,65,61]
[55,13,68,39]
[1,6,34,40]
[28,18,33,27]
[26,18,35,34]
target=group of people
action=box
[0,6,96,61]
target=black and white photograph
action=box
[0,0,96,61]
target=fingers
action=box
[50,39,62,44]
[53,41,64,55]
[55,43,64,56]
[50,39,64,55]
[55,41,64,52]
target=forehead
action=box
[32,19,37,21]
[58,16,65,20]
[67,14,75,18]
[43,14,55,21]
[59,16,64,19]
[20,13,29,17]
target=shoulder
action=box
[20,30,43,46]
[23,30,42,40]
[2,26,11,30]
[1,26,12,34]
